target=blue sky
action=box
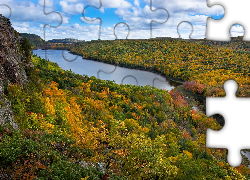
[0,0,244,41]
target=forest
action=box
[1,37,250,178]
[20,33,45,50]
[69,38,250,99]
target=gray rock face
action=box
[0,15,29,88]
[0,97,19,130]
[76,160,107,174]
[96,162,106,174]
[0,15,33,130]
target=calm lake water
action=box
[32,49,178,91]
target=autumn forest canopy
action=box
[1,30,250,179]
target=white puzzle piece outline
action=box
[206,79,250,167]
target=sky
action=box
[0,0,245,41]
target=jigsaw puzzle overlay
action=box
[206,80,250,167]
[206,0,250,41]
[0,0,250,179]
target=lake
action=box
[32,49,178,91]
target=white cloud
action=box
[43,23,101,41]
[38,0,54,7]
[80,16,101,24]
[59,0,84,15]
[0,0,69,24]
[230,24,244,37]
[134,0,140,7]
[1,0,244,41]
[11,21,45,39]
[12,21,30,28]
[83,0,132,9]
[144,0,224,15]
[99,7,105,13]
[66,0,79,3]
[112,0,225,39]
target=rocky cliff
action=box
[0,14,34,130]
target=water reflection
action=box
[33,49,179,91]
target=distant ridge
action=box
[21,31,250,53]
[20,33,45,49]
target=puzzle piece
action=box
[97,63,117,80]
[114,20,194,87]
[82,0,169,39]
[43,0,63,29]
[98,22,133,84]
[206,0,250,41]
[0,4,12,19]
[96,59,175,90]
[152,21,193,87]
[177,21,194,39]
[42,0,81,63]
[43,0,63,60]
[42,0,89,63]
[149,0,169,38]
[142,0,224,39]
[96,0,222,85]
[93,0,168,86]
[82,0,136,84]
[82,0,102,40]
[206,80,250,167]
[121,75,139,86]
[113,22,130,40]
[40,0,131,82]
[82,0,131,40]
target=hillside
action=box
[69,38,250,99]
[20,33,79,50]
[157,36,250,53]
[20,33,45,49]
[188,36,250,54]
[1,15,250,179]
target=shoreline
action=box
[68,50,184,87]
[32,48,183,87]
[32,49,223,125]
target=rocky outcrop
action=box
[0,14,34,130]
[75,160,107,174]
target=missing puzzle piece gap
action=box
[206,80,250,167]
